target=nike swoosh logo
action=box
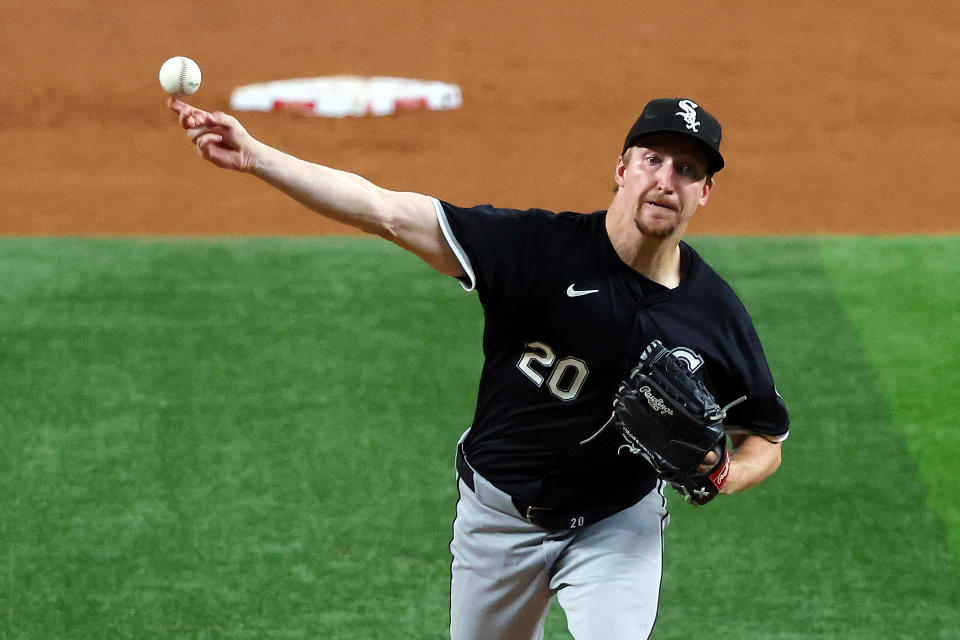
[566,284,599,297]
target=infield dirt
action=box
[2,1,957,236]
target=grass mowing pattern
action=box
[1,238,483,639]
[650,237,960,639]
[1,237,957,638]
[818,236,960,563]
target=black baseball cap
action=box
[622,98,724,174]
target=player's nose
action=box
[655,164,676,192]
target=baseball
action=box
[159,56,202,96]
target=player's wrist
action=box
[718,460,738,494]
[245,141,279,176]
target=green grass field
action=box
[1,236,958,639]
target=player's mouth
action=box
[644,200,679,212]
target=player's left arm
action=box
[718,433,781,494]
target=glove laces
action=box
[706,395,748,423]
[579,394,749,448]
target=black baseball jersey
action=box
[434,199,790,512]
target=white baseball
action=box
[159,56,202,96]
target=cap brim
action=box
[624,128,724,174]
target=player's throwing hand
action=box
[168,97,258,172]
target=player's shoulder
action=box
[538,208,607,238]
[445,201,599,221]
[439,200,604,238]
[683,243,726,283]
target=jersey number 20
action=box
[517,341,589,401]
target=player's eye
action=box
[677,162,704,180]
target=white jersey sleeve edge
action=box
[724,426,789,443]
[432,197,476,292]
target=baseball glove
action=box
[611,340,745,505]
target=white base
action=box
[228,75,462,117]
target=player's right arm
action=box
[168,98,463,278]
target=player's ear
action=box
[614,155,627,190]
[698,176,714,206]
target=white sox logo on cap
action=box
[675,100,701,132]
[622,98,725,173]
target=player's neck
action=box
[605,211,683,288]
[625,240,682,288]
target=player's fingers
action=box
[696,449,719,472]
[206,111,245,135]
[168,97,192,120]
[194,132,227,162]
[172,102,215,131]
[179,110,199,130]
[167,96,194,112]
[186,126,206,142]
[186,122,226,142]
[194,130,223,149]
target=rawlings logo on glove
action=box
[638,386,674,415]
[610,340,745,506]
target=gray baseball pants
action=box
[449,453,669,639]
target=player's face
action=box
[616,135,713,239]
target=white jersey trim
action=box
[432,197,476,292]
[725,426,789,443]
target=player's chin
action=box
[634,207,678,238]
[635,218,676,239]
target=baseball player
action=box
[169,96,789,639]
